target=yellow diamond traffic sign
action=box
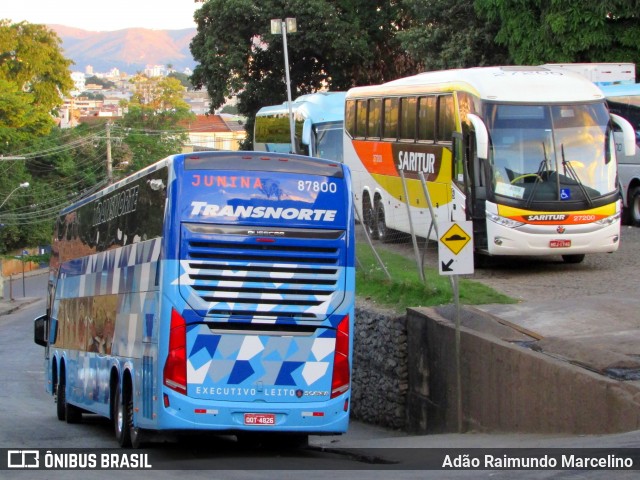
[440,223,471,255]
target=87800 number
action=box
[298,181,337,193]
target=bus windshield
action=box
[315,121,343,162]
[486,102,615,203]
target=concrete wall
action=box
[351,300,640,435]
[407,306,640,435]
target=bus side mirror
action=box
[301,119,312,146]
[610,113,636,157]
[467,113,489,160]
[34,314,49,347]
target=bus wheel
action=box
[128,395,146,449]
[56,378,66,421]
[562,254,585,264]
[65,399,82,424]
[375,202,390,243]
[56,372,82,423]
[363,197,378,239]
[629,186,640,227]
[114,383,131,448]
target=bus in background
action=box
[542,63,635,86]
[254,92,346,162]
[542,63,640,226]
[34,151,355,448]
[599,83,640,226]
[344,66,636,264]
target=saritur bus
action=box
[34,151,355,448]
[254,92,346,162]
[344,65,636,264]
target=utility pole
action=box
[106,121,113,184]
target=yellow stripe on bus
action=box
[370,173,452,208]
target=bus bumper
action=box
[153,388,350,434]
[485,219,620,256]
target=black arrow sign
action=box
[441,259,454,272]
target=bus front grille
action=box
[179,224,346,321]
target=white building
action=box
[144,65,165,77]
[70,72,86,96]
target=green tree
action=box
[0,20,74,151]
[475,0,640,65]
[0,20,74,251]
[118,74,194,172]
[397,0,511,71]
[0,123,116,252]
[0,79,53,147]
[168,71,193,89]
[85,75,116,89]
[190,0,420,147]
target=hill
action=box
[48,25,197,74]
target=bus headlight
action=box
[487,212,525,229]
[595,212,620,226]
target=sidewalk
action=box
[0,296,41,316]
[0,267,48,316]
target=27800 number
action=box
[298,181,337,193]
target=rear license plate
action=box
[244,413,276,426]
[550,239,571,248]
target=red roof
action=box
[179,115,231,133]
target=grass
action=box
[356,242,516,313]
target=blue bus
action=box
[254,92,346,162]
[34,151,355,448]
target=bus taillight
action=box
[163,309,187,395]
[331,315,350,399]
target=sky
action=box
[2,0,201,31]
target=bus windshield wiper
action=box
[526,142,550,207]
[561,144,593,207]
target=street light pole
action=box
[0,182,29,210]
[271,17,297,153]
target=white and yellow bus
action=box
[344,66,636,263]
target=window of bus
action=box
[437,95,455,142]
[417,96,436,142]
[383,97,399,139]
[399,97,417,141]
[355,99,368,138]
[345,99,356,136]
[368,98,382,139]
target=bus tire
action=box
[375,201,390,243]
[363,196,378,239]
[128,395,146,449]
[562,254,585,264]
[65,400,82,424]
[114,383,132,448]
[56,377,66,421]
[629,186,640,227]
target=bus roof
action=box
[347,66,605,103]
[256,91,346,123]
[599,83,640,98]
[60,156,171,215]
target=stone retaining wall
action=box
[351,301,640,435]
[350,300,408,430]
